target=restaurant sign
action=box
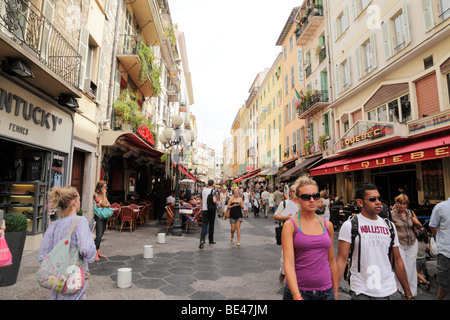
[136,125,155,146]
[336,121,395,152]
[408,110,450,135]
[310,145,449,176]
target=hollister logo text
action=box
[360,225,390,235]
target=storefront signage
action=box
[408,111,450,134]
[0,80,73,154]
[336,121,395,152]
[136,125,155,146]
[310,145,449,176]
[0,87,63,132]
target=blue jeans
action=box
[283,284,335,300]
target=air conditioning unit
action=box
[84,78,97,98]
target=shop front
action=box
[310,130,450,221]
[102,129,165,204]
[0,75,74,250]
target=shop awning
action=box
[173,162,197,182]
[233,169,261,183]
[310,134,450,176]
[103,131,164,159]
[280,155,322,182]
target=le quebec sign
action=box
[0,80,73,154]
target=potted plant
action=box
[0,213,28,287]
[318,134,330,150]
[113,89,142,130]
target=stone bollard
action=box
[157,233,166,244]
[143,245,153,259]
[117,267,132,288]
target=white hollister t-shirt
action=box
[339,214,400,298]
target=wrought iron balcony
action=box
[0,0,81,89]
[297,90,329,119]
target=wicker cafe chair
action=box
[128,204,139,229]
[107,203,121,230]
[139,204,150,225]
[165,205,174,233]
[120,206,134,232]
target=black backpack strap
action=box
[348,215,361,273]
[383,218,396,271]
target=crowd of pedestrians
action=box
[3,174,446,301]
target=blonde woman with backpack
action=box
[38,186,96,300]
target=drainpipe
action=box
[106,0,123,124]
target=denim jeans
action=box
[283,284,335,300]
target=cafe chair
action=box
[129,204,139,229]
[120,206,134,232]
[108,203,121,230]
[165,205,173,232]
[137,204,150,226]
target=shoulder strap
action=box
[67,216,80,238]
[383,218,396,271]
[348,215,361,273]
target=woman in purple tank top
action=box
[282,177,338,300]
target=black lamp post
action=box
[159,115,196,236]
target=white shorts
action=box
[244,200,251,210]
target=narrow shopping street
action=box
[0,211,440,301]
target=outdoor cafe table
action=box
[179,206,202,232]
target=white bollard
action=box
[117,267,132,288]
[157,233,166,244]
[143,245,153,259]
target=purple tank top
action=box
[290,216,332,291]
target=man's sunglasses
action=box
[364,196,382,202]
[299,193,320,201]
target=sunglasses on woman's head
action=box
[364,196,382,202]
[299,193,320,201]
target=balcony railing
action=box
[297,90,329,117]
[0,0,81,88]
[295,8,324,44]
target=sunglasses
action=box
[299,193,320,201]
[364,196,382,202]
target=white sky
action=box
[169,0,303,154]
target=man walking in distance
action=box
[336,184,414,300]
[199,179,217,249]
[429,197,450,300]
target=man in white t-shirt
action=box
[336,184,413,300]
[261,188,270,218]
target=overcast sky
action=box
[169,0,303,154]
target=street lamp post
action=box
[159,115,196,236]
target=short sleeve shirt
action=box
[429,198,450,258]
[339,214,400,297]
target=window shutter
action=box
[355,47,363,79]
[114,69,121,100]
[78,25,89,89]
[343,6,349,32]
[351,0,358,20]
[403,3,411,45]
[421,0,435,32]
[40,0,55,63]
[370,34,378,70]
[335,64,341,94]
[97,48,105,104]
[345,57,352,88]
[382,21,392,60]
[332,19,338,41]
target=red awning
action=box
[310,134,450,176]
[173,162,197,182]
[233,169,261,183]
[119,132,164,158]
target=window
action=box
[335,57,351,94]
[323,113,330,135]
[422,0,450,32]
[366,94,411,123]
[382,4,410,60]
[356,35,377,79]
[285,75,289,95]
[333,6,349,40]
[291,66,295,89]
[289,35,293,51]
[351,0,373,19]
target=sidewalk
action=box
[1,214,286,300]
[0,213,442,300]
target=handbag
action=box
[275,221,283,245]
[430,236,437,257]
[0,235,13,267]
[93,203,113,219]
[315,205,325,215]
[36,216,86,294]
